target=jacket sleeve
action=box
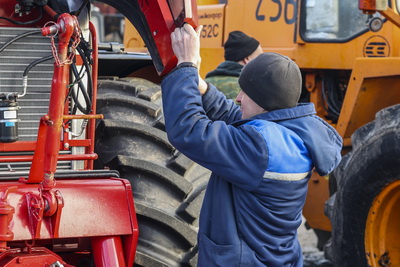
[161,67,268,191]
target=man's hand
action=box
[171,24,208,95]
[171,24,202,67]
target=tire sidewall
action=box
[332,131,400,266]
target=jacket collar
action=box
[232,103,316,126]
[254,103,316,121]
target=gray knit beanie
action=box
[238,52,302,111]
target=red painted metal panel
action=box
[0,178,137,240]
[139,0,177,76]
[138,0,198,75]
[92,236,126,267]
[119,178,138,266]
[0,3,139,265]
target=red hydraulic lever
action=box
[28,13,80,187]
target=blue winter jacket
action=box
[161,67,343,267]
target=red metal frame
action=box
[27,13,80,187]
[0,140,92,152]
[1,178,138,266]
[0,4,139,265]
[0,12,101,176]
[87,21,99,170]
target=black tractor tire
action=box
[94,78,210,266]
[325,104,400,267]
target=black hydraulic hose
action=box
[23,54,53,76]
[18,54,53,98]
[326,75,342,118]
[0,7,43,26]
[326,81,339,116]
[328,89,341,116]
[76,45,93,99]
[321,72,344,121]
[0,29,42,53]
[71,63,92,114]
[67,65,85,116]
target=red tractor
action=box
[0,0,205,266]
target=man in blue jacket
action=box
[161,24,343,266]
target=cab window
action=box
[300,0,384,42]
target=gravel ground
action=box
[298,220,333,267]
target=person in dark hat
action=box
[161,24,343,266]
[205,30,263,99]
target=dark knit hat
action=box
[224,31,260,62]
[238,52,302,111]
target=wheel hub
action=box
[365,180,400,267]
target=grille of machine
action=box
[0,27,73,173]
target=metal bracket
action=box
[26,192,44,239]
[26,189,64,239]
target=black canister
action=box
[0,100,20,143]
